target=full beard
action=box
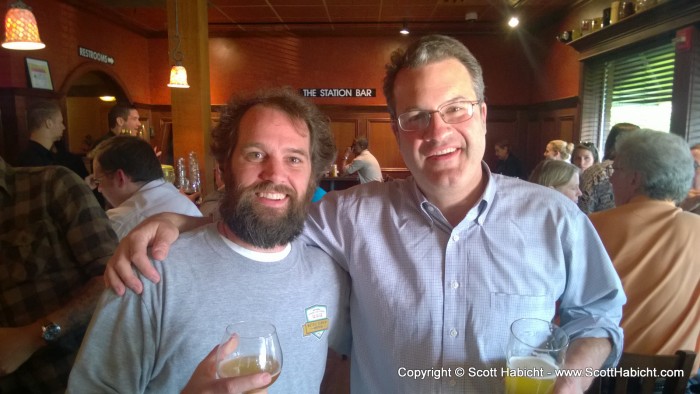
[219,180,313,249]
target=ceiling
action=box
[60,0,577,38]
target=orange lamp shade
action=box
[2,4,45,50]
[167,64,190,88]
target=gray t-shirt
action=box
[68,224,350,393]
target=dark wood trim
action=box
[569,0,700,59]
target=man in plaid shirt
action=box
[0,156,118,393]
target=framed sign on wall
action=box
[25,57,54,90]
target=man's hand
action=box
[0,324,44,376]
[104,214,181,295]
[181,336,272,394]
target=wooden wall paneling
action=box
[526,119,544,176]
[366,118,405,174]
[329,119,359,168]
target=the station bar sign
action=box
[300,88,376,98]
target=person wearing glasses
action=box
[572,142,599,172]
[679,143,700,214]
[103,35,625,393]
[589,130,700,374]
[88,135,201,239]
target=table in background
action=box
[320,176,360,191]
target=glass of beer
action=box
[216,321,283,391]
[505,318,569,394]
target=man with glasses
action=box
[680,143,700,214]
[105,35,625,393]
[88,135,201,239]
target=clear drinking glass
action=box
[505,318,569,394]
[216,321,283,390]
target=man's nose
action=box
[422,112,451,141]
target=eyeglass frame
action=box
[395,100,482,132]
[89,175,105,188]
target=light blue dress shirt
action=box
[304,163,626,393]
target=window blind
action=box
[581,39,675,148]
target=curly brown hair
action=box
[211,88,336,184]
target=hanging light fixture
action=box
[2,0,45,50]
[399,21,409,35]
[167,0,189,88]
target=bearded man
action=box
[67,88,350,394]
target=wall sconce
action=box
[167,0,189,88]
[2,0,45,50]
[399,21,409,35]
[99,95,116,102]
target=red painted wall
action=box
[0,0,151,103]
[1,1,563,108]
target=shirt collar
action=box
[412,161,497,229]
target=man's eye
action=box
[289,157,303,164]
[444,105,465,114]
[246,152,264,160]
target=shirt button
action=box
[449,328,458,337]
[451,280,459,289]
[449,379,457,387]
[452,234,460,242]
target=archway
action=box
[62,68,129,154]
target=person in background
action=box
[589,129,700,374]
[91,104,142,149]
[578,123,640,214]
[572,141,599,172]
[529,159,582,203]
[198,163,226,221]
[17,100,88,178]
[0,156,118,393]
[341,137,383,183]
[679,143,700,214]
[88,135,201,239]
[493,139,525,179]
[104,35,625,393]
[68,88,350,393]
[543,139,574,161]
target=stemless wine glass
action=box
[216,321,283,390]
[505,318,569,394]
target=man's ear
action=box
[116,117,126,127]
[113,169,130,187]
[630,170,644,192]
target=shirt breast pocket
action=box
[0,221,53,286]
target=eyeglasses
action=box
[396,100,481,132]
[89,175,104,188]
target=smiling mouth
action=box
[256,192,287,200]
[428,147,458,158]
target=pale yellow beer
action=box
[505,356,558,394]
[218,356,281,389]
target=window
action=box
[580,38,675,149]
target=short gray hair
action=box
[615,129,694,202]
[383,35,485,118]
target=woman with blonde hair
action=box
[529,159,582,203]
[544,139,574,161]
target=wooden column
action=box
[167,0,213,194]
